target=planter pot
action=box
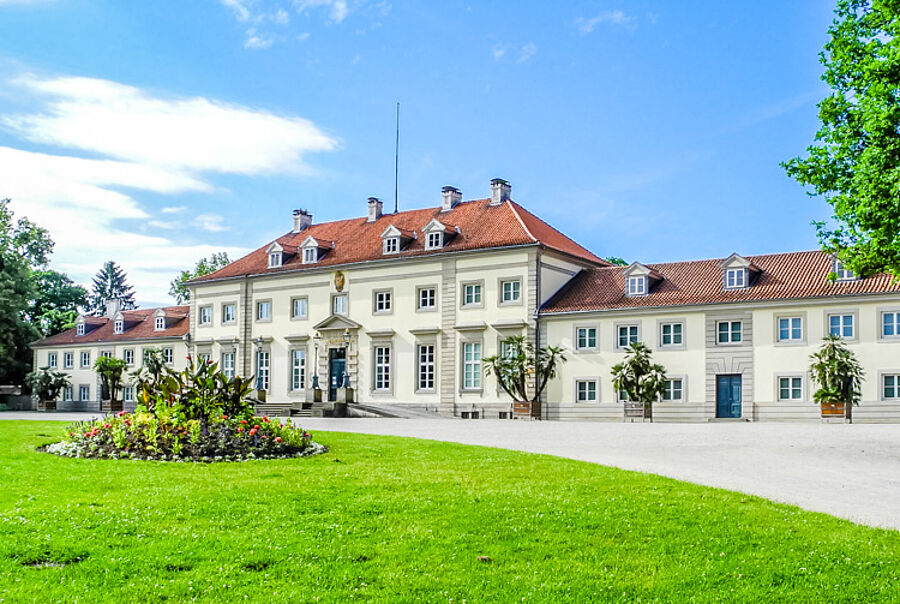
[38,399,57,412]
[624,401,652,421]
[820,401,849,420]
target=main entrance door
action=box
[328,348,347,402]
[716,374,742,418]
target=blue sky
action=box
[0,0,835,304]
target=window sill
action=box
[774,340,807,347]
[658,345,686,351]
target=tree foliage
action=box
[88,260,137,315]
[809,334,865,406]
[169,252,231,304]
[603,256,628,266]
[25,367,71,402]
[783,0,900,278]
[94,356,128,405]
[27,269,88,336]
[611,342,668,405]
[483,335,566,405]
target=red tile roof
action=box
[192,198,606,283]
[541,250,900,313]
[31,306,189,347]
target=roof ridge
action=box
[505,200,538,242]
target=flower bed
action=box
[43,411,327,462]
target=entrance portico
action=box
[311,315,361,408]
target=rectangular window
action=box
[155,316,166,330]
[828,314,854,338]
[291,349,306,391]
[778,317,803,342]
[64,352,73,369]
[576,327,597,350]
[80,351,90,368]
[291,297,308,319]
[63,386,73,402]
[256,301,271,321]
[617,324,639,348]
[778,377,803,401]
[660,322,683,347]
[256,351,270,391]
[101,351,112,359]
[123,386,135,403]
[114,319,123,334]
[576,379,597,403]
[417,344,435,391]
[724,268,747,289]
[197,352,211,364]
[662,378,684,401]
[268,252,281,268]
[79,385,90,402]
[124,348,134,365]
[717,321,742,344]
[47,352,57,368]
[627,276,647,296]
[163,347,173,365]
[222,303,236,324]
[462,283,482,307]
[500,280,521,303]
[76,323,85,336]
[199,305,212,326]
[501,339,519,359]
[882,312,900,338]
[462,342,482,390]
[418,287,436,310]
[383,237,399,254]
[884,374,899,400]
[374,290,392,313]
[221,352,235,379]
[374,346,391,391]
[333,294,348,316]
[303,247,317,264]
[834,260,856,281]
[426,232,442,249]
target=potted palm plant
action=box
[94,356,128,412]
[612,342,667,422]
[25,367,71,411]
[809,334,864,421]
[483,335,566,419]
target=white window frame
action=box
[332,293,348,316]
[724,267,747,289]
[500,279,521,305]
[291,349,306,391]
[426,231,443,250]
[63,352,73,369]
[575,379,598,403]
[616,323,640,349]
[777,375,804,401]
[461,282,483,308]
[268,252,282,268]
[162,347,174,365]
[833,259,857,281]
[373,345,391,392]
[659,322,683,348]
[222,303,236,325]
[47,352,57,368]
[303,247,317,264]
[417,286,437,311]
[828,313,855,339]
[717,320,743,344]
[417,344,436,392]
[461,341,482,391]
[123,386,135,403]
[76,323,85,336]
[662,377,684,402]
[382,237,399,255]
[575,326,597,351]
[80,351,91,368]
[113,319,124,334]
[123,348,134,366]
[155,316,166,331]
[63,386,73,402]
[198,305,212,326]
[221,351,235,380]
[881,311,900,340]
[78,385,90,402]
[291,296,308,320]
[256,350,270,391]
[373,290,392,314]
[777,316,803,343]
[627,275,647,296]
[256,300,272,322]
[882,373,900,400]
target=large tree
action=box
[169,252,231,304]
[783,0,900,278]
[88,260,137,315]
[27,269,88,336]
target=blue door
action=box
[328,348,346,402]
[716,375,742,418]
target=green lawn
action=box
[1,421,898,603]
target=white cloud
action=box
[575,10,636,34]
[161,205,187,214]
[293,0,351,24]
[492,45,507,61]
[244,28,278,49]
[517,42,537,63]
[193,214,229,232]
[4,74,338,174]
[219,0,252,21]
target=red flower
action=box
[249,428,258,436]
[240,419,247,425]
[117,410,126,417]
[274,437,282,443]
[222,414,229,420]
[237,427,243,433]
[302,432,310,439]
[262,416,269,422]
[253,424,260,430]
[103,423,111,429]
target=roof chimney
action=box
[367,197,383,222]
[292,209,312,233]
[441,186,462,212]
[490,178,511,206]
[105,298,122,320]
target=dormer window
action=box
[114,319,123,334]
[76,323,85,336]
[627,276,647,296]
[724,267,747,289]
[155,316,166,331]
[427,232,443,249]
[303,247,317,264]
[268,252,282,268]
[833,259,857,281]
[383,237,399,254]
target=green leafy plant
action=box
[24,367,70,402]
[611,342,667,407]
[93,356,128,408]
[809,334,865,406]
[483,335,566,412]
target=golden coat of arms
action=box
[334,271,346,292]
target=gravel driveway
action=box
[6,412,899,531]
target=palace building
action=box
[29,179,900,421]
